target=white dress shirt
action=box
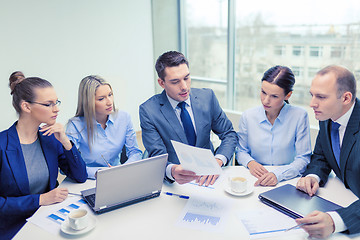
[165,94,227,180]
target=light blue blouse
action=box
[236,104,311,182]
[66,111,142,179]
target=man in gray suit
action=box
[296,65,360,238]
[140,51,237,186]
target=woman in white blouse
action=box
[236,66,311,186]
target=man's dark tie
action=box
[331,121,341,166]
[178,101,196,146]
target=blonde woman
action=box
[66,75,142,179]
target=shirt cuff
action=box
[166,164,175,181]
[214,154,226,166]
[327,211,347,233]
[304,173,321,183]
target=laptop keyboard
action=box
[84,194,96,207]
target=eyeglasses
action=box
[27,100,61,108]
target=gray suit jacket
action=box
[303,98,360,234]
[139,88,237,180]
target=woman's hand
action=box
[39,188,68,206]
[254,172,278,186]
[247,160,268,178]
[40,123,72,150]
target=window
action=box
[182,0,360,126]
[308,67,318,78]
[185,0,228,107]
[331,46,345,58]
[292,66,304,78]
[274,45,286,56]
[293,46,304,56]
[309,46,323,57]
[256,64,266,73]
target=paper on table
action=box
[27,196,93,235]
[176,195,232,232]
[237,207,305,239]
[171,140,222,175]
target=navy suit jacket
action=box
[0,122,87,239]
[303,98,360,234]
[139,88,238,180]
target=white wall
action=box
[0,0,154,131]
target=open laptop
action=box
[258,184,342,219]
[81,154,168,214]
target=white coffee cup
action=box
[68,209,89,231]
[229,176,247,193]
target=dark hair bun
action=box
[9,71,25,94]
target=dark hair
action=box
[261,66,295,104]
[317,65,356,101]
[9,71,53,114]
[155,51,189,80]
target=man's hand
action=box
[39,188,68,206]
[254,172,277,186]
[171,165,197,184]
[296,176,319,196]
[194,158,223,187]
[296,211,335,239]
[196,175,219,187]
[247,160,268,178]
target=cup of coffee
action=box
[229,176,247,193]
[68,209,89,231]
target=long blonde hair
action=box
[74,75,115,148]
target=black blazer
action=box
[303,98,360,234]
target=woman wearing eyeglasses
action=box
[0,71,87,239]
[66,75,142,179]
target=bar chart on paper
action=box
[177,196,231,232]
[47,199,86,225]
[27,197,90,234]
[183,212,220,226]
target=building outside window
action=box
[292,66,304,78]
[182,0,360,126]
[331,46,345,58]
[293,46,304,56]
[309,46,323,57]
[274,45,286,56]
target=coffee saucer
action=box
[61,215,97,235]
[224,183,254,197]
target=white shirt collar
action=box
[334,102,355,128]
[166,93,192,110]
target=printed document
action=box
[171,140,222,175]
[176,195,232,232]
[237,207,306,239]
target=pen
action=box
[164,192,190,199]
[101,155,111,167]
[285,223,306,232]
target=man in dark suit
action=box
[140,51,237,186]
[296,65,360,238]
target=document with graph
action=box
[176,195,232,232]
[171,140,222,175]
[27,196,93,234]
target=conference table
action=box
[14,166,360,240]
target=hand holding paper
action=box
[171,140,222,176]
